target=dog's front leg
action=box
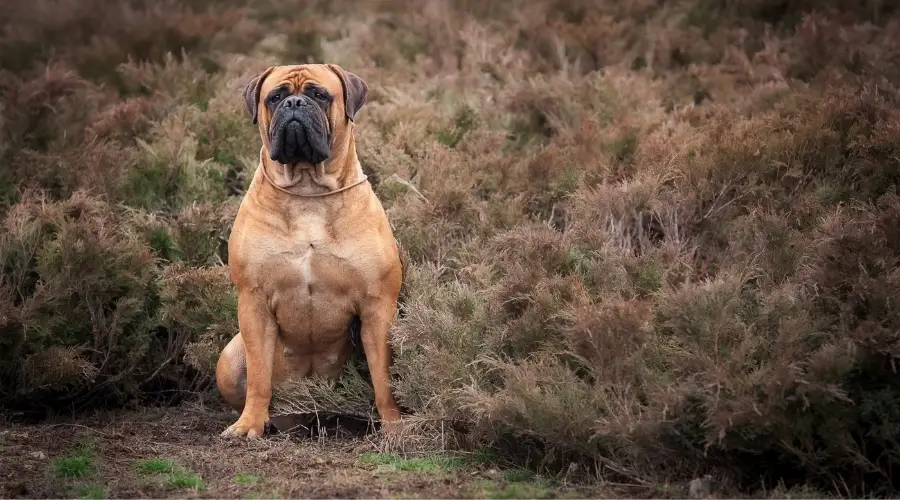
[222,291,278,438]
[360,294,402,423]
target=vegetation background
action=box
[1,0,899,497]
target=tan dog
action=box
[215,64,402,438]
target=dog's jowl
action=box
[215,64,403,438]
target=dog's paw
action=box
[221,415,268,439]
[378,418,405,439]
[379,414,404,434]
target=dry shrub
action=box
[504,71,625,142]
[123,113,231,212]
[116,53,220,106]
[0,192,238,411]
[383,144,493,266]
[566,300,653,385]
[460,353,635,465]
[637,193,900,494]
[0,192,159,409]
[184,69,269,195]
[0,63,106,157]
[84,97,157,143]
[390,263,494,420]
[167,202,238,266]
[160,264,237,377]
[378,415,467,457]
[19,346,100,392]
[0,0,261,412]
[271,363,375,419]
[0,0,251,83]
[9,141,136,206]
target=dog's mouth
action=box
[269,111,330,165]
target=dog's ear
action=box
[326,64,368,122]
[243,66,276,125]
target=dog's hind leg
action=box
[216,333,249,412]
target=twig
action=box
[389,173,429,203]
[45,423,111,436]
[140,354,176,386]
[701,180,747,221]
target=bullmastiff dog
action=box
[215,63,402,438]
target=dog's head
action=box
[242,64,368,166]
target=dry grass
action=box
[1,0,899,496]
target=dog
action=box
[215,64,402,438]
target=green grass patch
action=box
[135,457,205,491]
[501,469,535,483]
[476,479,552,499]
[53,441,99,479]
[359,452,466,473]
[233,473,262,485]
[71,483,107,500]
[135,458,178,474]
[54,455,96,478]
[475,472,556,500]
[167,469,206,490]
[471,448,502,465]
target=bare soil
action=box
[0,404,614,499]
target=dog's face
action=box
[243,64,368,165]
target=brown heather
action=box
[1,0,899,496]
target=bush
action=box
[0,193,159,409]
[161,264,237,378]
[0,192,240,411]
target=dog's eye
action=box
[312,90,328,101]
[268,92,283,104]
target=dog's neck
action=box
[258,136,365,197]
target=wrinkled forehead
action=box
[261,65,343,99]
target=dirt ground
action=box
[0,404,620,499]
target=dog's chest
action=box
[232,201,392,347]
[292,245,315,285]
[264,226,374,340]
[274,235,359,296]
[279,242,356,293]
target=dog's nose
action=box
[281,96,307,109]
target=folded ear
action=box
[326,64,369,122]
[242,66,276,125]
